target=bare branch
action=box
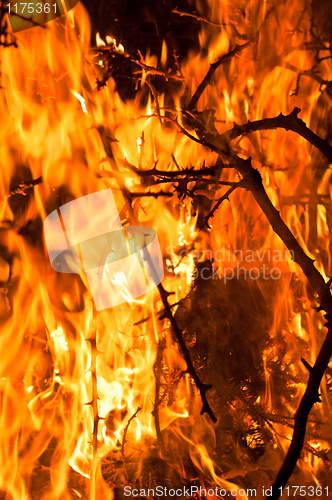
[218,107,332,164]
[188,39,255,110]
[8,176,43,198]
[172,8,226,27]
[127,190,173,199]
[121,407,141,459]
[177,108,332,498]
[157,283,217,423]
[130,51,184,81]
[199,179,245,230]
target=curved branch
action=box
[178,114,332,498]
[219,107,332,164]
[188,39,255,110]
[211,158,332,500]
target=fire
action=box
[1,0,332,499]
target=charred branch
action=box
[267,322,332,499]
[121,406,141,478]
[171,8,226,28]
[130,51,184,82]
[152,340,167,457]
[188,124,332,497]
[124,190,173,199]
[8,176,43,198]
[199,178,245,230]
[218,107,332,164]
[157,283,217,423]
[188,39,255,111]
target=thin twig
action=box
[199,178,246,230]
[7,176,43,198]
[127,190,173,199]
[121,407,141,479]
[157,283,217,423]
[152,340,167,457]
[130,52,184,81]
[121,407,142,459]
[83,304,103,500]
[188,39,255,110]
[123,161,221,179]
[171,8,226,27]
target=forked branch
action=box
[193,119,332,498]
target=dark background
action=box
[80,0,203,61]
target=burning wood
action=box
[1,1,332,500]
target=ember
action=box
[1,1,332,500]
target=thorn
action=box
[84,401,93,406]
[327,277,332,287]
[301,357,312,372]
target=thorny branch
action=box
[152,340,167,457]
[98,24,332,495]
[98,126,218,425]
[218,107,332,163]
[188,39,255,110]
[171,8,250,40]
[160,37,332,495]
[199,179,244,230]
[157,283,217,423]
[130,51,184,82]
[171,8,226,28]
[181,117,332,498]
[121,408,141,464]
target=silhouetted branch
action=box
[218,107,332,164]
[188,39,254,110]
[130,51,184,81]
[266,320,332,499]
[157,283,217,423]
[123,162,221,179]
[171,8,225,27]
[127,190,173,199]
[197,157,332,500]
[121,406,141,479]
[199,178,246,230]
[173,103,332,498]
[8,176,43,198]
[152,340,167,457]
